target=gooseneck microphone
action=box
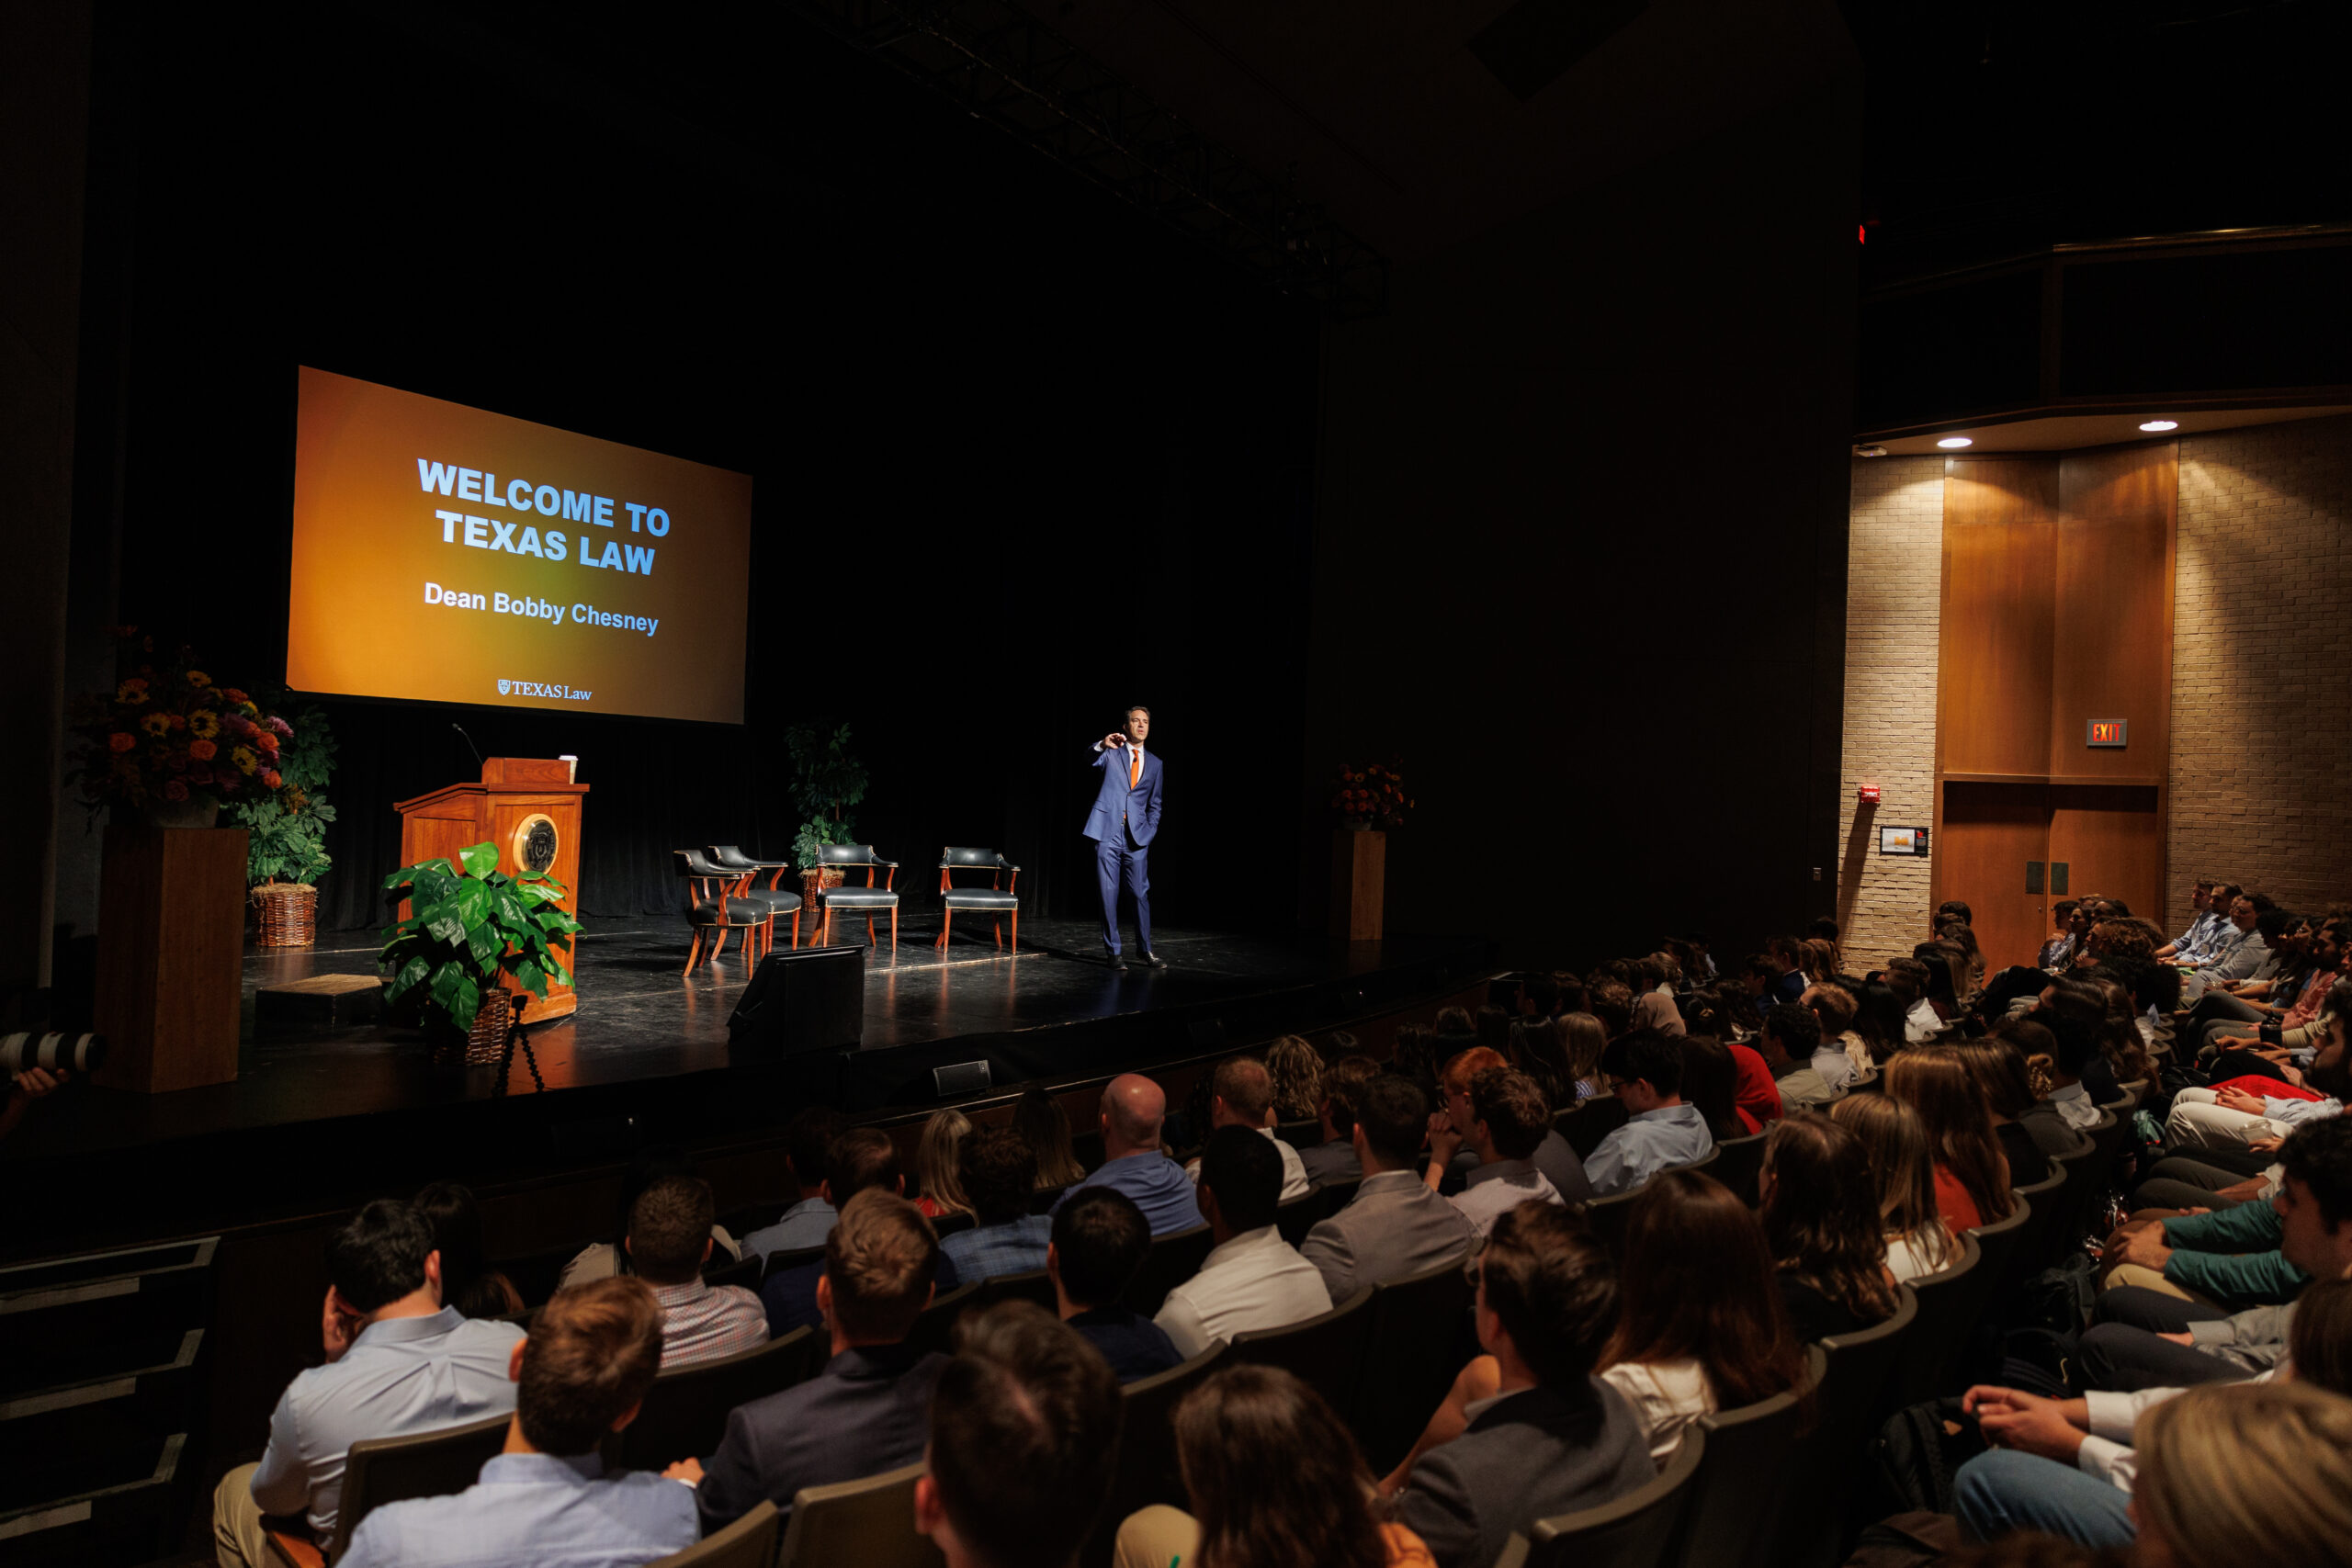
[452,723,485,769]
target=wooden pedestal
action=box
[1329,829,1386,942]
[93,824,249,1093]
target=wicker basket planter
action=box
[464,988,514,1066]
[251,881,319,948]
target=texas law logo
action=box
[497,679,593,703]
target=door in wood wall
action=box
[1940,781,2052,971]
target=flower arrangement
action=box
[1329,760,1411,830]
[65,630,303,824]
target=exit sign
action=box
[2087,719,2129,747]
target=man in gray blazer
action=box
[1396,1206,1653,1568]
[1300,1074,1475,1303]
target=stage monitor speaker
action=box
[729,944,865,1057]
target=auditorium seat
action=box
[759,1243,829,1281]
[1774,1289,1917,1568]
[1886,1231,1982,1412]
[1123,1224,1216,1316]
[1315,1178,1362,1218]
[1708,1133,1769,1208]
[1664,1345,1824,1568]
[621,1327,822,1472]
[2002,1166,2071,1289]
[1027,1183,1069,1215]
[2050,1113,2120,1258]
[1556,1097,1629,1158]
[1355,1254,1474,1473]
[1083,1345,1228,1568]
[701,1252,761,1293]
[932,1211,977,1238]
[903,1280,984,1359]
[775,1463,942,1568]
[1274,1118,1322,1149]
[1503,1424,1706,1568]
[935,846,1020,953]
[1580,1182,1647,1255]
[650,1500,778,1568]
[1273,1187,1325,1247]
[978,1269,1058,1313]
[307,1411,509,1563]
[1227,1285,1375,1426]
[815,843,900,953]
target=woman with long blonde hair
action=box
[911,1107,975,1220]
[1831,1093,1958,1280]
[1883,1051,2015,1231]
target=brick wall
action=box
[2170,414,2352,931]
[1836,455,1944,970]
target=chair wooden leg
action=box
[936,909,952,951]
[790,909,801,951]
[867,914,877,949]
[889,907,898,954]
[712,926,729,960]
[992,916,1001,951]
[683,930,704,977]
[1010,908,1018,954]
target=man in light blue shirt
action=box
[941,1125,1055,1281]
[214,1201,526,1567]
[739,1107,846,1261]
[340,1276,698,1568]
[1052,1074,1200,1235]
[1582,1032,1714,1197]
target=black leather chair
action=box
[675,849,772,976]
[652,1502,780,1568]
[620,1326,822,1472]
[936,846,1020,953]
[332,1412,511,1560]
[2004,1165,2070,1285]
[706,844,802,953]
[1227,1285,1375,1427]
[1510,1424,1706,1568]
[1273,1186,1324,1247]
[1556,1096,1630,1158]
[978,1269,1058,1312]
[1665,1345,1824,1568]
[701,1252,762,1293]
[816,842,900,953]
[1083,1344,1228,1568]
[758,1242,829,1281]
[1122,1224,1216,1316]
[902,1280,983,1359]
[1710,1132,1770,1208]
[1887,1230,1982,1411]
[775,1463,941,1568]
[1774,1289,1917,1568]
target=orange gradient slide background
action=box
[288,367,752,723]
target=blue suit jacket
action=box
[1083,743,1163,846]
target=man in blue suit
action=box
[1085,705,1165,970]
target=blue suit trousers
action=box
[1096,832,1151,955]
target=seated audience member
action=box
[1760,1114,1898,1340]
[1510,1016,1575,1111]
[1047,1188,1182,1381]
[1850,981,1910,1067]
[1013,1084,1089,1190]
[2025,979,2113,1129]
[1300,1053,1379,1185]
[1394,1206,1653,1568]
[1434,1044,1590,1199]
[2185,891,2274,992]
[763,1128,962,1336]
[1833,1094,1960,1282]
[1629,956,1686,1036]
[2081,1119,2352,1389]
[1155,1126,1332,1358]
[1770,938,1809,1005]
[2038,899,2083,971]
[737,1108,849,1262]
[1949,1036,2055,1185]
[910,1108,977,1221]
[1263,1034,1327,1123]
[2132,1382,2352,1568]
[214,1201,527,1566]
[1182,1056,1313,1202]
[1430,1067,1566,1236]
[1303,1073,1473,1302]
[2166,988,2348,1156]
[1431,1004,1478,1057]
[1558,1010,1608,1102]
[1885,1049,2016,1231]
[1802,982,1871,1087]
[1673,931,1718,985]
[920,1302,1123,1568]
[563,1147,746,1289]
[1583,1030,1714,1196]
[2208,919,2346,1065]
[1886,957,1944,1043]
[1954,1303,2352,1556]
[1588,981,1636,1042]
[1053,1073,1200,1235]
[1737,953,1784,1019]
[627,1175,767,1369]
[941,1125,1053,1281]
[1756,1002,1839,1111]
[1115,1364,1438,1568]
[690,1190,945,1528]
[1681,1034,1758,1140]
[1597,1169,1808,1461]
[336,1278,696,1568]
[1390,1023,1443,1103]
[1798,937,1840,988]
[413,1180,524,1319]
[1992,1018,2092,1162]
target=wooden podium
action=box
[395,758,588,1023]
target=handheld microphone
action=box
[452,723,485,769]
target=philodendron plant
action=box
[379,840,579,1034]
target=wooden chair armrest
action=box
[265,1521,328,1568]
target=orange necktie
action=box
[1129,747,1141,788]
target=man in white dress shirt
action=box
[1157,1126,1331,1358]
[1183,1056,1312,1202]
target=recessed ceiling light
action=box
[2139,419,2178,432]
[1937,436,1973,449]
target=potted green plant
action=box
[786,721,869,908]
[379,841,580,1061]
[235,702,338,947]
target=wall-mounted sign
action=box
[2086,719,2128,747]
[1879,826,1930,857]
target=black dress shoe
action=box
[1108,952,1129,971]
[1139,951,1168,968]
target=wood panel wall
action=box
[2052,446,2176,784]
[1938,460,2058,779]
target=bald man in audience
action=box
[1052,1073,1200,1235]
[1182,1056,1312,1202]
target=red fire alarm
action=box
[1858,784,1882,804]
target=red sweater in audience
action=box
[1933,1166,1983,1234]
[1728,1043,1782,1134]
